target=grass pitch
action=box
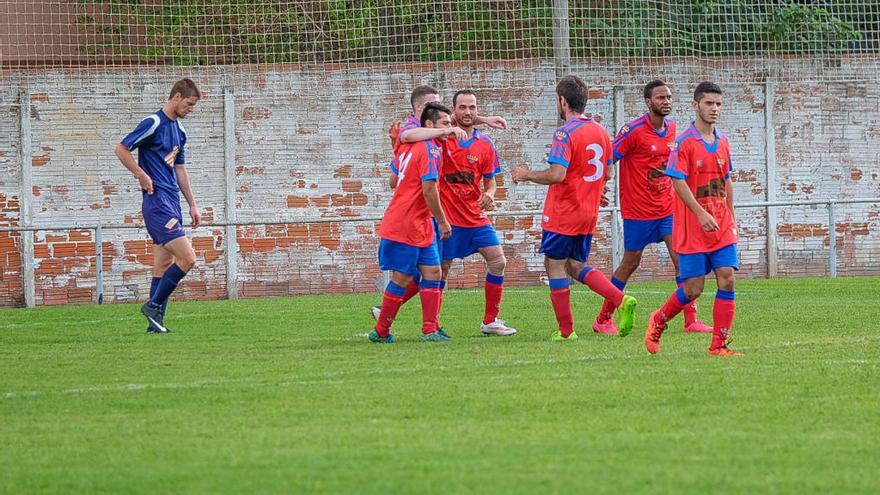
[2,277,878,494]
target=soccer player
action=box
[512,75,637,341]
[370,102,454,343]
[644,81,741,357]
[592,80,712,335]
[388,85,507,189]
[438,90,516,336]
[114,78,202,334]
[371,86,507,325]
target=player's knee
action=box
[420,266,442,281]
[716,270,735,291]
[177,252,197,272]
[487,253,506,275]
[683,281,704,300]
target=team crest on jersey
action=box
[163,146,180,168]
[717,158,727,166]
[620,125,630,134]
[466,154,479,164]
[429,147,441,158]
[554,130,569,142]
[668,141,677,150]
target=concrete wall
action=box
[1,65,878,307]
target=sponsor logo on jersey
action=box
[163,146,180,168]
[466,154,479,164]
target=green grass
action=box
[1,277,878,494]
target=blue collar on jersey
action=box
[458,128,482,148]
[688,122,720,153]
[643,113,670,137]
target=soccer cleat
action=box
[141,303,169,334]
[420,331,450,342]
[437,327,451,339]
[684,320,713,333]
[644,310,666,355]
[146,305,170,333]
[371,306,381,321]
[480,319,517,336]
[368,330,394,343]
[592,317,618,335]
[709,343,742,357]
[551,330,578,341]
[615,295,638,337]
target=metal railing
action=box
[2,197,878,307]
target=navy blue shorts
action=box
[623,215,673,252]
[378,237,441,276]
[539,230,592,262]
[441,225,500,261]
[143,191,185,245]
[678,243,739,280]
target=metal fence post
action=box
[95,225,104,304]
[551,0,571,83]
[828,202,837,278]
[611,86,625,271]
[19,88,35,308]
[764,81,778,278]
[224,86,239,299]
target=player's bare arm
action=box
[400,126,466,143]
[473,115,508,130]
[511,163,566,185]
[479,177,497,210]
[176,165,201,227]
[421,180,451,240]
[115,144,154,195]
[671,178,718,231]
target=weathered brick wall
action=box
[0,65,878,307]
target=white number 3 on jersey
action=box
[582,143,605,182]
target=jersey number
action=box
[583,144,605,182]
[397,152,413,183]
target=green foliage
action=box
[70,0,864,65]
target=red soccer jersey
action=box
[665,124,738,254]
[439,129,501,228]
[379,139,442,247]
[614,113,676,220]
[389,114,420,175]
[542,116,613,235]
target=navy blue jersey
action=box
[120,110,188,194]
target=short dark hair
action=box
[410,85,439,109]
[452,89,477,107]
[693,81,723,102]
[644,80,668,100]
[169,78,201,100]
[421,102,451,127]
[556,75,588,113]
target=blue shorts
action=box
[378,237,441,276]
[143,191,185,245]
[539,230,592,262]
[441,225,500,261]
[678,243,739,280]
[623,216,673,252]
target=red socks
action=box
[656,286,691,326]
[484,273,504,325]
[549,278,574,337]
[419,288,442,334]
[579,268,624,309]
[711,290,736,349]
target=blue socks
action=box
[149,263,187,308]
